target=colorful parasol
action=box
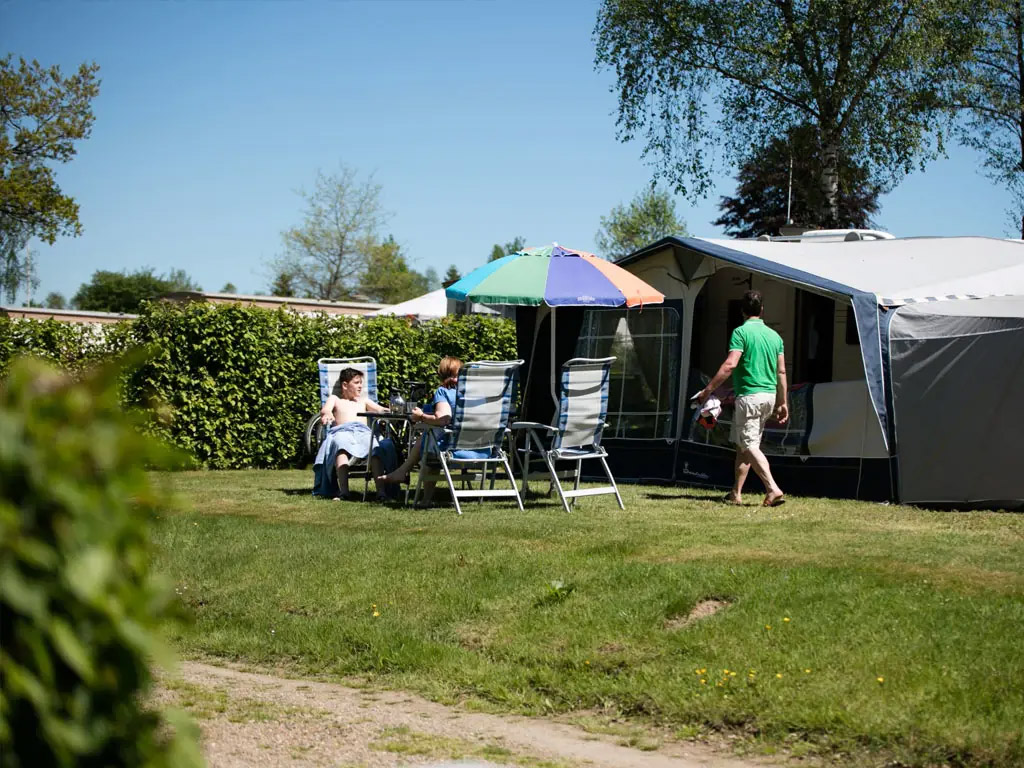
[445,244,664,308]
[446,244,665,407]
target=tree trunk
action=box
[820,141,840,226]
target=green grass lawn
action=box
[154,470,1024,767]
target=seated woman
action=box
[312,367,398,500]
[376,355,473,502]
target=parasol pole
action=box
[550,306,558,410]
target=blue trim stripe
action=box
[445,252,520,301]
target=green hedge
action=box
[0,302,517,469]
[0,358,202,767]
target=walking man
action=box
[697,290,788,506]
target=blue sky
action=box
[3,0,1017,302]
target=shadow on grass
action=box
[277,487,313,496]
[643,492,726,502]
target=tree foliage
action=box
[43,292,65,309]
[444,264,462,284]
[953,0,1024,237]
[0,357,202,767]
[71,268,201,314]
[595,187,688,260]
[594,0,986,223]
[358,236,432,304]
[272,166,390,300]
[0,56,100,248]
[488,236,526,262]
[714,124,882,237]
[1,245,38,304]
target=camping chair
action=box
[308,356,391,499]
[412,360,525,515]
[512,357,624,513]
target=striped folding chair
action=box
[513,357,624,513]
[414,360,525,515]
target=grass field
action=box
[154,470,1024,767]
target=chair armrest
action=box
[511,421,555,431]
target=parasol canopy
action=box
[445,244,664,307]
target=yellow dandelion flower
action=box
[877,677,885,684]
[722,669,730,674]
[729,671,737,677]
[783,617,790,623]
[765,624,772,630]
[804,668,811,674]
[699,668,706,674]
[700,679,706,685]
[372,610,380,617]
[775,673,783,679]
[585,660,590,665]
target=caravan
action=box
[515,234,1024,508]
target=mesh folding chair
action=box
[513,357,624,513]
[413,360,524,515]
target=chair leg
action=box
[522,431,532,495]
[545,451,572,514]
[438,454,462,515]
[598,455,625,510]
[571,459,582,508]
[501,454,524,511]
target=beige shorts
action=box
[729,392,776,449]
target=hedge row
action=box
[0,302,517,468]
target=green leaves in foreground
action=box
[0,358,201,767]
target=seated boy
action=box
[312,367,398,500]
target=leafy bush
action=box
[0,357,201,767]
[0,302,517,468]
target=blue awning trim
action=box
[671,237,890,452]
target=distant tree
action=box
[358,236,431,304]
[43,292,66,309]
[595,188,688,260]
[714,125,882,238]
[443,264,462,284]
[271,165,390,300]
[0,55,100,250]
[1,243,39,304]
[220,281,237,294]
[423,267,439,291]
[595,0,986,224]
[269,271,296,297]
[952,0,1024,237]
[72,268,200,313]
[488,236,526,262]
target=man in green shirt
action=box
[697,290,788,506]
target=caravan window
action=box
[575,307,680,439]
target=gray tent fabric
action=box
[889,297,1024,506]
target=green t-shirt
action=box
[729,318,784,396]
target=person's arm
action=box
[363,399,389,414]
[774,352,789,424]
[697,349,742,402]
[411,399,451,427]
[320,395,338,425]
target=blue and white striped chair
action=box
[414,360,524,515]
[513,357,624,513]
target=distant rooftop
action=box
[1,306,138,324]
[161,291,387,316]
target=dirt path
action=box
[158,661,769,768]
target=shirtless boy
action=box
[318,368,391,498]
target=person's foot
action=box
[376,469,409,485]
[723,492,743,505]
[763,491,786,507]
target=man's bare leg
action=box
[744,445,784,503]
[335,452,351,497]
[370,455,388,497]
[730,448,751,502]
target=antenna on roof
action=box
[785,151,794,226]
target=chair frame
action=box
[412,360,525,515]
[513,357,625,514]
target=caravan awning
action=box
[688,236,1024,306]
